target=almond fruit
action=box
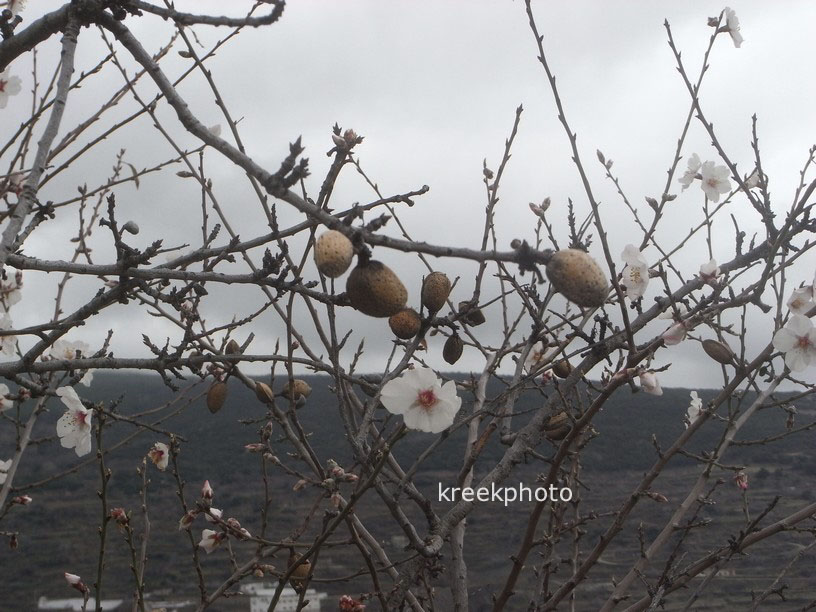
[314,230,354,278]
[389,308,422,339]
[346,259,408,317]
[421,272,452,313]
[545,249,609,308]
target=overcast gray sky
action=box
[3,1,816,388]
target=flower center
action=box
[630,269,641,283]
[797,335,812,349]
[417,389,437,410]
[74,411,88,425]
[0,80,6,93]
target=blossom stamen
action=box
[417,389,437,410]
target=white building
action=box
[38,597,123,611]
[243,582,327,612]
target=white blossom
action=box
[49,339,95,387]
[56,387,93,457]
[0,458,11,485]
[523,341,548,374]
[699,258,720,282]
[659,305,689,320]
[0,69,22,109]
[772,314,816,371]
[0,313,16,356]
[787,286,815,315]
[0,383,12,411]
[205,508,223,523]
[380,367,462,433]
[639,371,663,396]
[724,7,743,48]
[700,161,731,202]
[744,169,760,189]
[678,153,701,190]
[620,245,649,299]
[8,0,26,16]
[662,322,687,346]
[147,442,169,471]
[49,339,90,361]
[0,268,22,310]
[198,529,225,554]
[686,391,703,427]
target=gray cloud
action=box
[3,1,815,388]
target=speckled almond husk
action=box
[389,308,422,339]
[545,249,609,308]
[421,272,452,312]
[282,379,312,400]
[314,230,354,278]
[346,260,408,317]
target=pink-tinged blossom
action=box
[64,572,89,595]
[8,0,26,16]
[734,471,749,490]
[0,458,10,485]
[226,517,251,539]
[787,286,814,315]
[700,161,731,202]
[178,510,198,530]
[0,267,22,310]
[772,314,816,371]
[523,341,548,374]
[198,529,225,554]
[744,169,760,189]
[147,442,169,471]
[12,494,32,505]
[0,70,22,109]
[56,387,92,457]
[379,367,462,433]
[639,371,663,396]
[244,443,265,453]
[724,7,743,48]
[340,595,367,611]
[0,383,13,411]
[659,305,689,320]
[110,507,129,528]
[662,322,687,346]
[678,153,701,190]
[699,258,720,284]
[201,480,214,500]
[686,391,703,427]
[0,313,16,356]
[204,508,223,524]
[620,245,649,299]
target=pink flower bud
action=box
[201,480,213,500]
[110,507,129,527]
[244,443,265,453]
[64,572,89,594]
[734,471,749,491]
[11,495,31,505]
